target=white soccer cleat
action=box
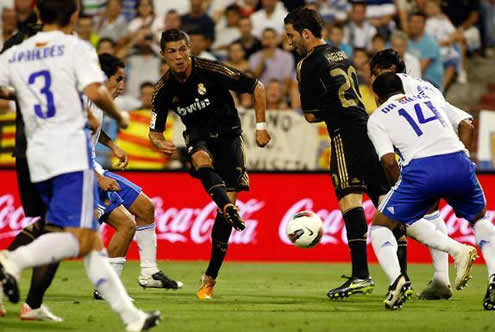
[126,310,161,332]
[20,303,63,322]
[454,245,478,290]
[138,271,183,290]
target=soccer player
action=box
[0,1,160,330]
[368,72,494,310]
[149,29,271,300]
[89,54,183,300]
[284,8,390,299]
[369,49,474,299]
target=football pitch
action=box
[1,262,495,332]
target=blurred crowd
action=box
[0,0,494,169]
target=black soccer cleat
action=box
[384,274,412,310]
[141,311,161,331]
[223,204,245,232]
[0,252,20,303]
[483,274,495,310]
[327,275,375,300]
[138,271,184,290]
[93,289,103,300]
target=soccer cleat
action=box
[327,275,375,299]
[138,271,183,290]
[126,310,161,332]
[453,245,478,290]
[223,204,245,231]
[20,303,63,322]
[0,251,20,303]
[384,274,412,310]
[196,274,216,300]
[483,274,495,311]
[93,289,103,300]
[418,280,452,300]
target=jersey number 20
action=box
[28,70,56,119]
[330,67,364,108]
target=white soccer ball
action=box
[287,211,323,248]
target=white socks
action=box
[7,233,79,275]
[108,257,126,277]
[84,251,142,326]
[370,225,401,285]
[408,218,464,257]
[425,212,450,285]
[135,223,159,276]
[473,217,495,277]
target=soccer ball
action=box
[287,211,323,248]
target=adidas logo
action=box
[387,206,395,214]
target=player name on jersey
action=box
[8,44,65,63]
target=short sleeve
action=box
[367,115,394,160]
[73,40,105,92]
[420,37,440,60]
[0,49,11,87]
[150,85,169,132]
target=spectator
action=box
[249,27,295,88]
[441,0,482,54]
[225,41,250,73]
[189,30,217,60]
[408,11,444,90]
[327,23,352,58]
[125,28,161,98]
[481,0,495,52]
[212,4,242,58]
[181,0,215,44]
[390,30,422,78]
[14,0,32,29]
[250,0,288,38]
[365,0,397,38]
[318,0,350,23]
[0,7,15,48]
[266,79,288,110]
[128,0,155,34]
[234,16,262,58]
[344,1,377,50]
[121,0,139,21]
[395,0,421,32]
[154,0,190,17]
[97,37,116,55]
[370,33,387,55]
[80,0,106,17]
[152,9,181,41]
[96,0,128,42]
[352,47,370,71]
[208,0,238,23]
[425,0,463,89]
[77,15,99,47]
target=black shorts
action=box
[184,133,249,192]
[330,126,390,206]
[16,156,46,217]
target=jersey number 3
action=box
[330,67,364,108]
[28,70,56,119]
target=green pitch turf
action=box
[1,262,495,332]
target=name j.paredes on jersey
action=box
[8,44,65,63]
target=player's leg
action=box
[189,140,244,231]
[105,206,136,277]
[103,171,182,289]
[197,136,249,300]
[419,202,452,300]
[327,129,374,299]
[0,170,161,330]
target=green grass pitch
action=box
[1,262,495,331]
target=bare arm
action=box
[251,81,271,147]
[149,130,176,155]
[303,112,323,123]
[460,11,479,30]
[458,119,474,152]
[381,153,401,186]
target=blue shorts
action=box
[103,171,141,210]
[379,151,486,225]
[35,170,98,230]
[96,189,124,222]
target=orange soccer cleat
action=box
[196,274,216,300]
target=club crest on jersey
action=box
[197,83,207,95]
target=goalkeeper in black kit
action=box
[149,29,271,300]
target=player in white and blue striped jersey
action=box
[367,72,495,311]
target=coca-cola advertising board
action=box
[0,170,494,263]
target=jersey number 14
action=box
[398,101,445,136]
[28,70,56,119]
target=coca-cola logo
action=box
[278,199,495,246]
[152,197,264,245]
[0,194,38,240]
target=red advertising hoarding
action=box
[0,170,494,263]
